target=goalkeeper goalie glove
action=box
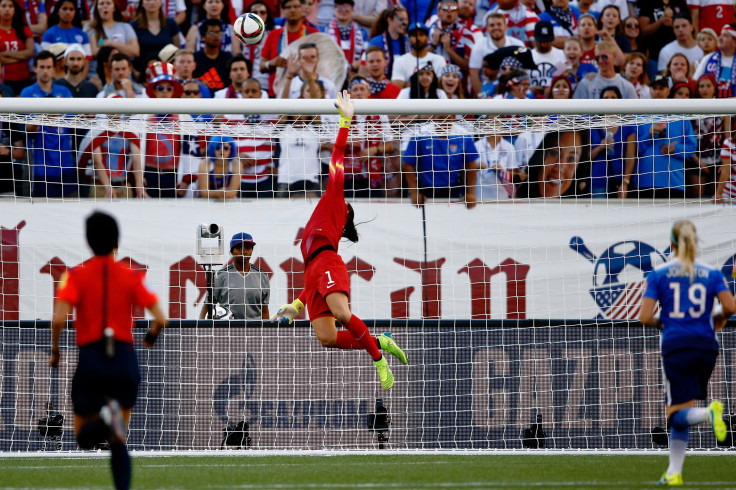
[335,90,352,128]
[271,298,304,326]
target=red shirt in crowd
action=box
[0,25,32,82]
[57,255,158,346]
[688,0,734,33]
[371,83,401,99]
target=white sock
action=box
[685,407,708,425]
[667,439,687,475]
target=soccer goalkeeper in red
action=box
[271,91,407,389]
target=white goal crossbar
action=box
[1,98,735,115]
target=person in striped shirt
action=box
[485,0,538,47]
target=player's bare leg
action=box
[312,316,338,347]
[315,292,393,389]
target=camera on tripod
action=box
[367,398,390,449]
[520,413,546,449]
[221,420,252,449]
[37,401,64,451]
[196,222,224,265]
[196,222,224,319]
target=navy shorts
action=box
[662,348,718,406]
[71,340,141,416]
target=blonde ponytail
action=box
[671,219,698,280]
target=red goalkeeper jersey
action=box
[300,125,350,261]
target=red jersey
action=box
[144,115,181,170]
[0,25,32,82]
[300,125,349,261]
[261,23,319,97]
[57,256,158,347]
[688,0,734,33]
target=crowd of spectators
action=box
[0,0,735,202]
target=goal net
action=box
[0,99,734,452]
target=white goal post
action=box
[0,98,734,453]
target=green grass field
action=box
[2,454,735,489]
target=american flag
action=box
[496,169,516,198]
[593,281,659,319]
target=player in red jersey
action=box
[272,91,408,390]
[49,211,166,490]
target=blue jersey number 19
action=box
[669,282,707,319]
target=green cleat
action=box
[709,400,727,442]
[374,356,394,390]
[378,332,408,365]
[657,473,683,486]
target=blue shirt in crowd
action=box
[589,124,634,194]
[403,134,480,189]
[41,25,90,48]
[634,119,696,191]
[20,82,73,99]
[21,82,76,183]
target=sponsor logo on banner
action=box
[570,236,667,319]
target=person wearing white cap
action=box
[693,23,736,97]
[45,42,69,79]
[57,43,99,97]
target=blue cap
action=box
[230,232,256,251]
[408,22,429,34]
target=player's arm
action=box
[640,273,661,329]
[713,288,736,331]
[50,300,73,368]
[639,297,662,329]
[133,273,167,347]
[325,91,354,197]
[143,301,167,348]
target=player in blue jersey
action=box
[640,219,735,486]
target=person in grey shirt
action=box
[573,41,637,99]
[201,232,271,319]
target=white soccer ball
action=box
[233,13,265,45]
[213,305,234,319]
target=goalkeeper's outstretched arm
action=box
[324,90,354,197]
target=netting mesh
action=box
[1,108,734,452]
[0,111,716,136]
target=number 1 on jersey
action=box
[325,270,335,287]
